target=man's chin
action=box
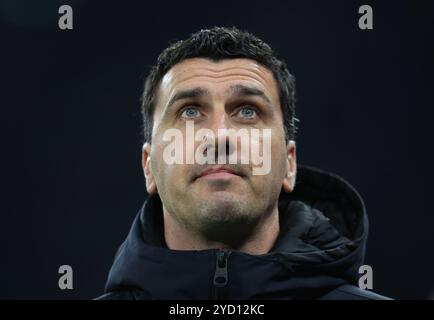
[195,193,251,222]
[195,196,258,243]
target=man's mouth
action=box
[195,165,244,181]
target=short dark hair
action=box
[141,26,297,143]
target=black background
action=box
[1,0,433,299]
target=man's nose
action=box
[205,110,237,162]
[208,109,231,133]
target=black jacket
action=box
[98,166,390,300]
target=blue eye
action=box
[239,106,257,119]
[181,107,200,119]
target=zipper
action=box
[213,250,231,299]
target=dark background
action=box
[1,0,433,299]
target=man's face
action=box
[143,58,296,239]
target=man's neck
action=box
[163,205,280,255]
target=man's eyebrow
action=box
[227,84,272,104]
[166,87,210,110]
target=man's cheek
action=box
[250,129,272,176]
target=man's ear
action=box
[142,142,158,194]
[282,140,297,193]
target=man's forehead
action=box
[158,58,279,98]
